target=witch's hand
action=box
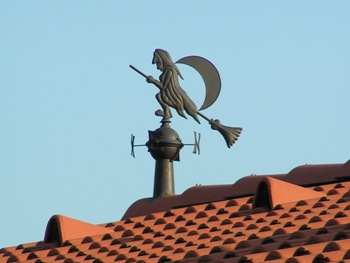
[146,76,155,84]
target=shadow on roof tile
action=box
[225,199,238,207]
[205,203,216,211]
[196,211,208,219]
[208,215,219,222]
[184,206,196,214]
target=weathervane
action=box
[130,48,242,148]
[130,49,242,198]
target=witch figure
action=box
[130,49,242,148]
[146,49,200,124]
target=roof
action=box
[1,160,350,263]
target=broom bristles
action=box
[210,119,242,148]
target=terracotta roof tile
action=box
[44,215,112,246]
[2,161,350,262]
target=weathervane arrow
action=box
[130,49,242,148]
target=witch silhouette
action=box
[145,49,200,124]
[130,49,242,148]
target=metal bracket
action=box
[131,134,145,158]
[183,131,201,155]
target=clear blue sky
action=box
[1,1,349,248]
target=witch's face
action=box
[152,52,163,71]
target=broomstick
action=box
[130,65,242,148]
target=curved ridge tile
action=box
[253,177,324,210]
[44,215,111,246]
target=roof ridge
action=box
[122,162,348,219]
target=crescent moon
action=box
[176,56,221,111]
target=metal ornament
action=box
[130,49,243,198]
[130,49,242,148]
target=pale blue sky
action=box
[1,1,350,248]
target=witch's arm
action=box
[129,65,163,89]
[147,69,175,91]
[146,76,163,89]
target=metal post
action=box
[153,159,175,197]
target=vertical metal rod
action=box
[153,159,175,198]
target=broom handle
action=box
[197,111,213,124]
[129,65,148,79]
